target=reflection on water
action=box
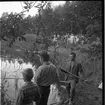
[0,58,35,101]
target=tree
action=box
[76,1,102,59]
[0,12,26,46]
[1,1,102,64]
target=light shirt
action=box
[35,62,60,86]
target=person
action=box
[34,51,61,105]
[65,52,86,105]
[16,68,41,105]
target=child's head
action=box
[39,51,50,63]
[22,68,34,82]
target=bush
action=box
[1,71,14,105]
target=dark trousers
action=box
[38,85,50,105]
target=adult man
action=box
[16,68,40,105]
[65,52,85,105]
[34,51,61,105]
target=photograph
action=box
[0,1,102,105]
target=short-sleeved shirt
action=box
[66,61,83,81]
[34,62,60,86]
[16,81,40,105]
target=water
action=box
[0,58,35,102]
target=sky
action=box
[0,1,66,17]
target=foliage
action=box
[1,71,15,105]
[0,12,26,47]
[0,2,102,105]
[0,1,102,64]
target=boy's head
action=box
[39,51,50,63]
[69,52,76,61]
[22,68,34,82]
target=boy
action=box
[65,52,86,105]
[16,68,40,105]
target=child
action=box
[16,68,40,105]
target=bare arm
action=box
[55,68,61,92]
[34,66,42,84]
[78,63,86,80]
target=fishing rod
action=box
[13,43,52,54]
[58,66,83,80]
[56,65,87,84]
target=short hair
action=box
[39,51,49,61]
[22,68,34,81]
[70,52,76,57]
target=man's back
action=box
[35,62,59,86]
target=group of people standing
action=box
[16,51,85,105]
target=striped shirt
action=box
[34,62,60,86]
[16,81,40,105]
